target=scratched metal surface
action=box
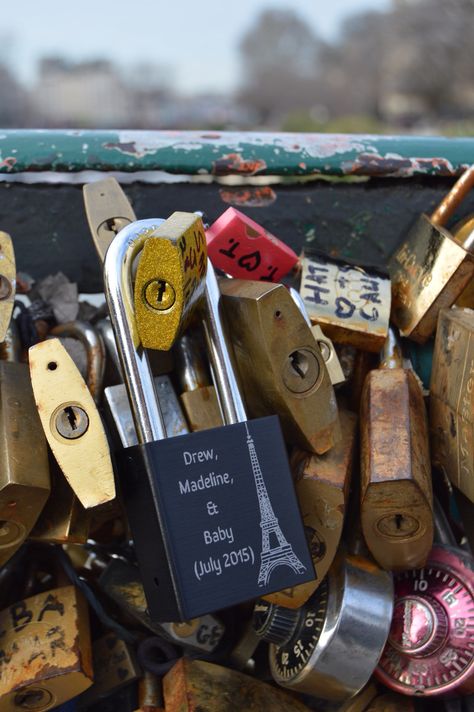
[1,177,474,292]
[1,129,474,177]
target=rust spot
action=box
[347,153,456,177]
[212,153,267,176]
[219,186,276,208]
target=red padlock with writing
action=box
[206,207,298,282]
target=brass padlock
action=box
[134,211,207,350]
[390,165,474,342]
[264,409,357,609]
[299,255,391,352]
[29,337,116,509]
[0,232,16,344]
[162,658,311,712]
[219,278,340,455]
[30,321,106,544]
[360,328,433,570]
[0,584,93,711]
[173,330,223,431]
[430,307,474,502]
[83,177,136,262]
[0,362,50,566]
[29,455,90,544]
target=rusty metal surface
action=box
[430,308,474,502]
[390,215,474,342]
[0,585,93,711]
[360,368,433,570]
[1,130,474,177]
[162,658,310,712]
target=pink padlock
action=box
[205,207,298,282]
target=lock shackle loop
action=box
[202,260,247,425]
[288,287,312,327]
[379,326,404,370]
[50,321,106,403]
[104,218,167,445]
[430,165,474,229]
[174,332,210,393]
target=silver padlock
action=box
[104,219,313,621]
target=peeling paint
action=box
[0,130,472,177]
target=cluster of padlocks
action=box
[0,166,473,711]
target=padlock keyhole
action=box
[290,350,309,379]
[156,280,167,303]
[65,406,78,430]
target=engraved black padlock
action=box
[104,220,314,622]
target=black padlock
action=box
[103,219,314,622]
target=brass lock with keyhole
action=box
[390,165,474,342]
[360,328,433,570]
[29,338,115,510]
[219,278,340,455]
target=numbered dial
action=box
[271,579,329,681]
[376,546,474,696]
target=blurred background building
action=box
[1,0,473,134]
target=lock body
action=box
[264,409,357,609]
[105,375,189,447]
[0,585,93,711]
[430,308,474,501]
[174,332,223,432]
[390,214,474,342]
[134,212,207,350]
[259,552,393,702]
[29,338,115,509]
[0,362,50,565]
[376,546,474,696]
[220,279,339,455]
[0,232,16,343]
[162,658,311,712]
[300,256,391,352]
[117,416,314,621]
[30,456,90,544]
[360,367,433,570]
[205,207,298,282]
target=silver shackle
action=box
[103,218,167,444]
[202,261,247,425]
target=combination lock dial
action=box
[253,552,393,702]
[376,545,474,697]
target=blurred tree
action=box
[237,9,323,125]
[388,0,474,117]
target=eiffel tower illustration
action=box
[245,423,307,586]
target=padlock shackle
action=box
[50,321,106,403]
[288,287,312,327]
[379,326,404,370]
[202,260,247,425]
[174,332,210,393]
[430,165,474,228]
[104,219,167,445]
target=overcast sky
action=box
[1,0,391,92]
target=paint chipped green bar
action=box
[1,129,474,177]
